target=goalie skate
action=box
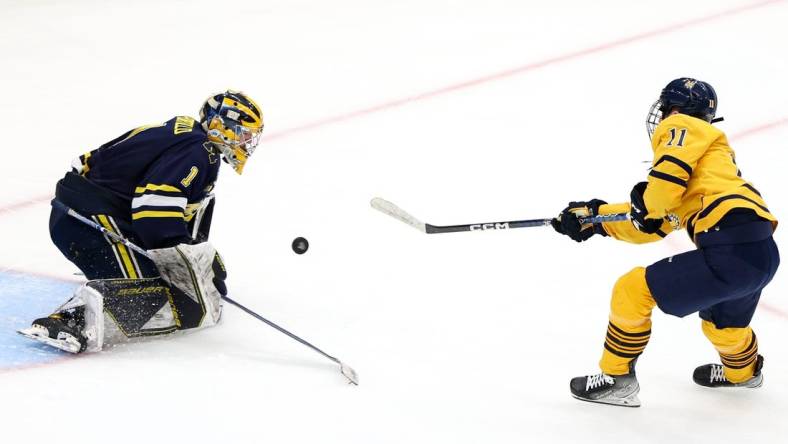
[17,315,87,354]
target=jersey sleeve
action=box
[131,143,212,249]
[597,202,674,244]
[643,115,720,218]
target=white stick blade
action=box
[370,197,427,233]
[340,362,359,385]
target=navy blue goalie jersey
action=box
[65,116,220,249]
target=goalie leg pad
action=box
[20,275,222,353]
[148,242,224,329]
[88,278,178,339]
[21,278,185,353]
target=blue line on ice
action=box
[0,272,77,369]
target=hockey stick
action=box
[370,197,629,234]
[52,199,359,385]
[190,193,214,240]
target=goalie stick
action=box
[51,199,359,385]
[370,197,629,234]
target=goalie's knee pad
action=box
[76,278,182,351]
[92,279,181,342]
[62,277,216,352]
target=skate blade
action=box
[572,389,641,408]
[736,374,764,388]
[17,328,81,354]
[695,375,763,389]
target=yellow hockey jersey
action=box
[600,113,777,244]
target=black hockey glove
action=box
[629,182,663,234]
[551,199,609,242]
[212,252,227,297]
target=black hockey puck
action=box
[292,237,309,254]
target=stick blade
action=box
[370,197,427,233]
[340,362,359,385]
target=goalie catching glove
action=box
[147,242,226,328]
[552,199,610,242]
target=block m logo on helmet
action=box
[199,90,264,174]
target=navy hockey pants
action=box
[645,221,780,328]
[49,202,159,280]
[49,201,213,330]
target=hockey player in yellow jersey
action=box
[552,78,779,407]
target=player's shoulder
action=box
[163,115,206,140]
[161,116,217,164]
[652,113,723,147]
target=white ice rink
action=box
[2,0,788,442]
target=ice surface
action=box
[1,0,787,442]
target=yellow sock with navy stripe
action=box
[702,320,759,383]
[601,322,651,375]
[599,267,656,376]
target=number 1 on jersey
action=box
[181,166,199,187]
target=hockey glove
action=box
[629,182,663,234]
[551,199,609,242]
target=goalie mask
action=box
[200,90,264,174]
[646,78,718,139]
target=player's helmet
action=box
[200,90,264,174]
[646,78,717,139]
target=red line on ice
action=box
[0,355,75,374]
[758,303,788,319]
[0,195,52,216]
[0,0,786,376]
[730,117,788,140]
[1,1,784,217]
[0,268,83,283]
[260,0,787,143]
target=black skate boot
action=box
[693,355,764,388]
[570,361,640,407]
[17,308,87,353]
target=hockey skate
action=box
[693,355,764,388]
[17,309,87,354]
[570,362,641,407]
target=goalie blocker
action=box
[20,243,227,353]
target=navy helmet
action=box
[646,78,718,138]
